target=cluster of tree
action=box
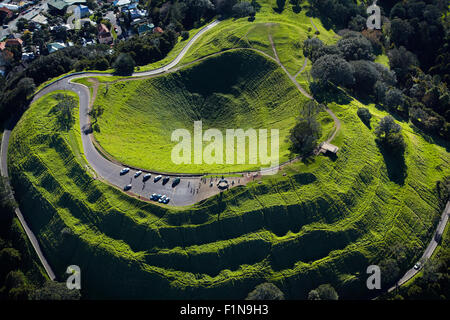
[145,0,261,31]
[307,0,450,141]
[0,45,111,123]
[114,29,178,67]
[308,33,397,101]
[289,100,323,156]
[308,0,365,29]
[384,235,450,300]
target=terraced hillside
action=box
[8,82,450,298]
[91,50,332,173]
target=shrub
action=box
[246,283,284,300]
[181,31,190,41]
[113,53,135,76]
[357,108,372,126]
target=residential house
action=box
[47,42,66,53]
[97,23,113,44]
[137,23,153,35]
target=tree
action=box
[53,94,77,130]
[375,116,406,154]
[311,54,355,87]
[348,15,366,31]
[232,1,255,17]
[113,53,135,76]
[181,31,190,41]
[308,284,338,300]
[276,0,286,12]
[379,258,400,287]
[390,18,413,47]
[303,37,323,60]
[350,60,381,94]
[357,107,372,126]
[375,115,401,139]
[246,283,284,300]
[384,88,405,111]
[387,47,418,84]
[289,101,322,157]
[374,81,388,103]
[337,35,374,61]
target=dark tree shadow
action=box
[324,151,338,162]
[377,141,407,185]
[292,172,317,185]
[311,82,352,105]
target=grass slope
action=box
[92,50,331,173]
[8,85,449,299]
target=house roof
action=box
[47,42,66,53]
[0,42,6,51]
[98,23,110,34]
[153,27,163,34]
[48,0,86,11]
[319,142,339,154]
[5,38,23,46]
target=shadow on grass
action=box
[311,82,352,105]
[377,141,407,185]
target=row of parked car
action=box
[120,168,181,186]
[150,193,170,204]
[120,168,182,205]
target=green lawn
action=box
[91,50,333,174]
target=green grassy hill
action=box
[92,50,331,173]
[8,87,449,298]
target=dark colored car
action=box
[172,177,181,187]
[162,177,170,185]
[124,184,132,191]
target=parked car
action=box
[143,173,151,182]
[124,184,132,191]
[154,175,162,182]
[162,177,170,185]
[163,197,170,204]
[120,168,130,175]
[172,177,181,187]
[134,171,142,178]
[158,195,167,203]
[150,193,158,201]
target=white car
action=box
[134,171,142,178]
[120,168,130,175]
[414,262,422,270]
[154,175,162,182]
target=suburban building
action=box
[97,23,113,44]
[47,41,66,53]
[137,23,154,35]
[153,27,163,34]
[47,0,86,13]
[78,4,90,18]
[0,6,14,19]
